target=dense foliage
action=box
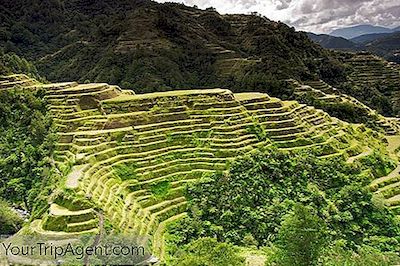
[0,198,23,234]
[0,0,346,93]
[275,204,328,266]
[168,237,245,266]
[0,89,55,213]
[340,82,395,116]
[0,49,41,79]
[167,147,400,263]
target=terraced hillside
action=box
[291,79,400,134]
[371,135,400,217]
[347,54,400,86]
[1,74,398,262]
[0,74,39,90]
[346,54,400,114]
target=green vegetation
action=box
[339,53,400,116]
[1,2,400,266]
[0,0,346,93]
[2,72,400,265]
[340,82,395,117]
[297,92,373,124]
[113,162,138,181]
[166,147,400,263]
[0,89,55,214]
[246,121,268,141]
[151,181,171,198]
[320,243,400,266]
[168,237,245,266]
[274,204,328,266]
[0,198,23,234]
[0,49,41,79]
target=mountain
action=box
[369,32,400,50]
[366,32,400,63]
[0,0,347,93]
[2,1,400,265]
[307,28,400,63]
[351,32,393,44]
[351,26,400,44]
[330,24,393,39]
[307,32,362,50]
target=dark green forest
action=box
[0,88,55,234]
[0,0,346,93]
[166,148,400,265]
[2,0,399,120]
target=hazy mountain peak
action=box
[330,24,394,39]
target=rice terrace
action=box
[1,0,400,265]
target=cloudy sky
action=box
[155,0,400,33]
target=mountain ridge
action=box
[330,24,396,39]
[306,32,362,50]
[0,0,347,92]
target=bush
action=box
[0,89,55,212]
[275,204,328,266]
[0,198,23,234]
[171,237,245,266]
[320,241,400,266]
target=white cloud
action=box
[154,0,400,33]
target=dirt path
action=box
[245,254,266,266]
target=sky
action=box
[155,0,400,33]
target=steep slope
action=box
[290,79,400,135]
[340,53,400,116]
[0,0,346,91]
[307,33,362,50]
[1,74,396,263]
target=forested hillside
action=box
[168,148,400,265]
[0,86,56,234]
[1,1,400,265]
[0,0,346,93]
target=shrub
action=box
[275,204,328,266]
[0,198,23,234]
[113,162,138,181]
[171,237,245,266]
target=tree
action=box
[0,89,55,212]
[276,204,328,266]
